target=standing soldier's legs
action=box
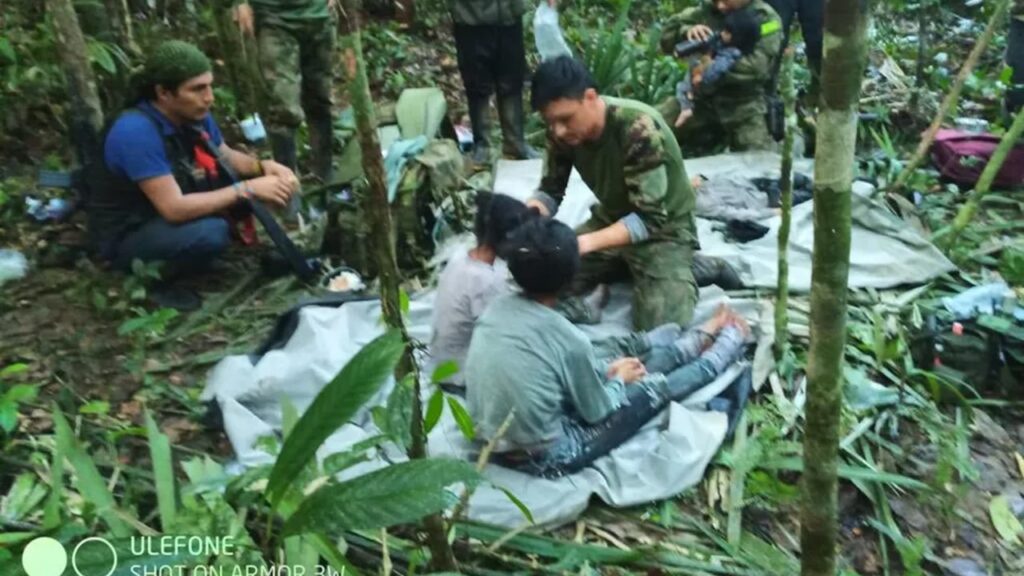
[300,20,337,184]
[258,25,304,168]
[724,98,775,152]
[625,241,698,331]
[495,21,539,159]
[1007,13,1024,115]
[798,0,825,107]
[667,97,727,157]
[453,24,498,165]
[258,24,303,215]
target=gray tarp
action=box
[202,153,955,529]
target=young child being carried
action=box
[674,8,762,127]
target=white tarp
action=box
[493,152,957,291]
[203,153,955,528]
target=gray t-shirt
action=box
[465,294,628,451]
[428,251,511,385]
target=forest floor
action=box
[1,2,1024,575]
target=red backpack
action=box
[930,129,1024,189]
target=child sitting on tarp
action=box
[428,192,537,388]
[464,217,749,478]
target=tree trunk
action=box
[775,49,795,361]
[891,0,1011,194]
[938,106,1024,252]
[46,0,105,165]
[213,2,262,117]
[338,1,457,571]
[105,0,140,57]
[800,0,868,573]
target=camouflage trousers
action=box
[256,19,336,130]
[658,93,775,157]
[559,221,698,331]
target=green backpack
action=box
[319,88,474,280]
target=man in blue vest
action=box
[88,41,298,308]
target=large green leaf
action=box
[284,458,480,535]
[52,404,132,537]
[44,432,65,529]
[446,395,475,440]
[266,331,405,505]
[423,389,445,434]
[145,410,177,530]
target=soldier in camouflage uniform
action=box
[527,57,700,330]
[659,0,783,156]
[449,0,544,165]
[235,0,336,207]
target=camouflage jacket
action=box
[661,0,783,101]
[448,0,526,26]
[536,96,698,247]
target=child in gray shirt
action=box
[428,192,537,387]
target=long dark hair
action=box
[473,192,540,256]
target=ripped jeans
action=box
[492,347,727,478]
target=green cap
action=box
[144,40,212,89]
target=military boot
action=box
[307,114,335,185]
[467,95,492,167]
[497,93,540,160]
[693,254,743,290]
[270,129,301,219]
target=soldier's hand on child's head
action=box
[686,25,713,42]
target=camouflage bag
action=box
[320,88,471,279]
[324,139,470,279]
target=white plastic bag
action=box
[534,2,573,61]
[0,249,28,286]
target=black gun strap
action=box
[197,134,318,283]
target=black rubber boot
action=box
[307,114,335,185]
[497,93,540,160]
[270,129,301,219]
[693,254,744,290]
[467,94,492,166]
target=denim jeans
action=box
[495,357,720,478]
[106,216,230,272]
